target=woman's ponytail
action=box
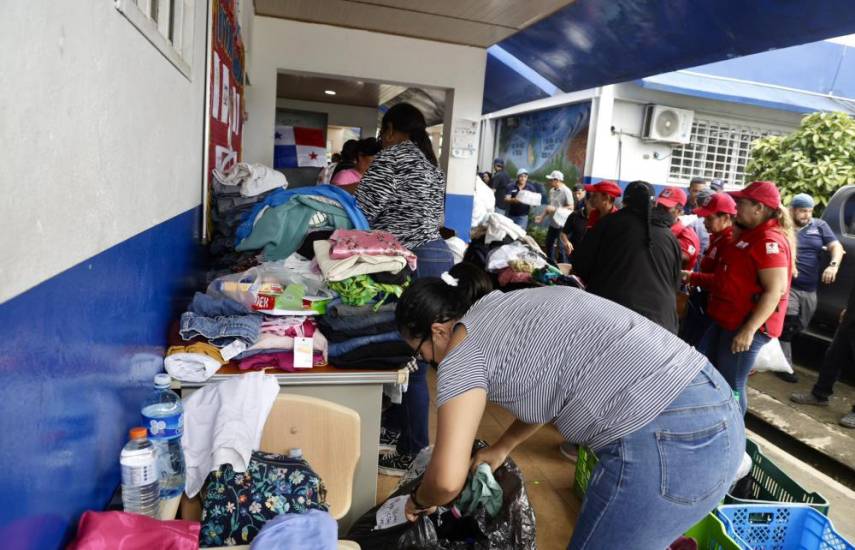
[381,103,438,167]
[773,205,798,273]
[395,262,493,339]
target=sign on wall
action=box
[204,0,245,239]
[495,102,591,185]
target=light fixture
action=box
[324,90,336,96]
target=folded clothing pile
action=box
[318,302,412,370]
[209,163,288,269]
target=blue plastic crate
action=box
[717,504,854,550]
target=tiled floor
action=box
[377,370,580,549]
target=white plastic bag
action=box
[752,338,793,374]
[206,255,328,308]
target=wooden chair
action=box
[180,393,362,549]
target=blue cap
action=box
[517,168,528,176]
[790,193,815,209]
[493,158,504,166]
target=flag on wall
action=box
[274,126,326,168]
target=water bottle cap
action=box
[129,427,148,440]
[288,448,302,458]
[154,373,172,387]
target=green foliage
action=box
[746,112,855,210]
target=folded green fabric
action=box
[455,463,503,518]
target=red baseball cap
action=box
[694,192,737,217]
[729,180,781,210]
[656,186,688,209]
[584,181,622,198]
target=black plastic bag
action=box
[347,441,536,549]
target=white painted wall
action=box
[587,83,802,186]
[245,17,486,196]
[275,98,378,139]
[0,1,208,303]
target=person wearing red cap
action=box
[679,192,738,346]
[699,181,795,414]
[583,181,621,230]
[656,187,701,271]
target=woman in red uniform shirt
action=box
[699,181,795,414]
[680,192,738,345]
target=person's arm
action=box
[560,232,574,256]
[732,266,789,352]
[687,270,715,289]
[354,151,396,224]
[406,388,487,519]
[822,241,845,284]
[471,419,544,473]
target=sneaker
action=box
[790,392,830,407]
[776,371,799,383]
[379,427,400,454]
[378,450,416,477]
[840,411,855,429]
[559,442,578,462]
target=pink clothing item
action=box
[330,168,362,187]
[67,511,200,550]
[329,229,418,270]
[261,317,315,337]
[239,351,326,371]
[498,267,533,287]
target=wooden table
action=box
[176,364,408,532]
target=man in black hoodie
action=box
[572,181,683,333]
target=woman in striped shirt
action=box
[396,263,744,549]
[356,103,455,475]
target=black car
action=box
[807,184,855,340]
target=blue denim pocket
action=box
[656,420,729,504]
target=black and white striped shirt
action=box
[355,140,445,250]
[436,287,708,450]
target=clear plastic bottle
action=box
[141,373,186,499]
[120,427,160,518]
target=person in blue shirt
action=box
[503,168,538,230]
[777,193,845,383]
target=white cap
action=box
[154,373,172,387]
[547,170,564,181]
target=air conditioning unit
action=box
[641,104,694,144]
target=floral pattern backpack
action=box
[199,450,328,547]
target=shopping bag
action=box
[752,338,793,374]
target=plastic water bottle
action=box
[120,427,160,517]
[141,374,186,499]
[288,448,303,459]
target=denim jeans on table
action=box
[510,215,529,231]
[328,331,402,358]
[179,311,262,347]
[698,323,770,415]
[188,292,252,317]
[385,239,454,455]
[568,362,744,550]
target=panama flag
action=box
[274,126,326,168]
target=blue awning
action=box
[484,0,855,111]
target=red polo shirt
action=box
[587,206,617,229]
[707,219,792,337]
[671,220,701,270]
[688,226,733,290]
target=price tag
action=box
[293,337,313,369]
[220,339,247,361]
[375,495,410,530]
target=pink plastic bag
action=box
[67,511,200,550]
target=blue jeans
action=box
[569,363,744,549]
[510,215,529,230]
[328,331,402,358]
[698,323,770,415]
[385,239,454,454]
[189,292,252,317]
[179,311,262,347]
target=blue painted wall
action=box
[0,208,207,549]
[445,193,474,242]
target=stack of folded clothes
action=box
[318,302,412,370]
[209,162,288,270]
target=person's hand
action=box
[562,242,573,256]
[405,494,436,522]
[544,206,556,215]
[471,444,510,473]
[534,214,544,224]
[681,270,692,283]
[822,265,839,284]
[731,326,755,354]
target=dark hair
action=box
[382,103,438,167]
[357,137,381,157]
[332,139,360,178]
[624,180,655,250]
[395,263,493,339]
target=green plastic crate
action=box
[682,513,741,550]
[725,439,829,515]
[572,446,598,499]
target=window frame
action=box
[115,0,194,80]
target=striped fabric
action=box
[436,287,708,450]
[355,140,445,250]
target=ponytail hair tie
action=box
[441,272,459,287]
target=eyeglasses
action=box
[412,336,429,362]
